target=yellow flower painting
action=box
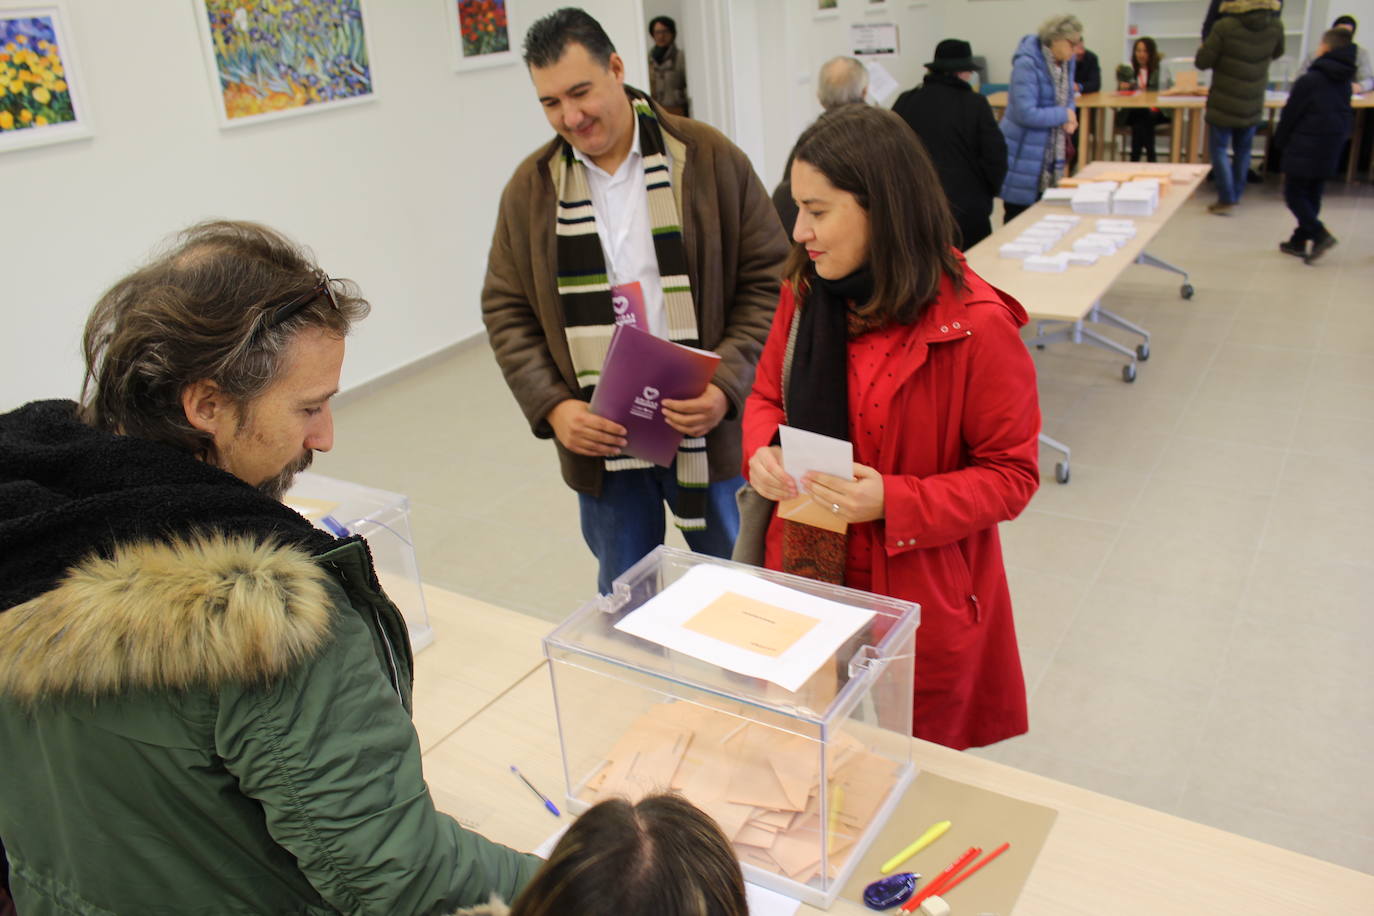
[0,6,87,152]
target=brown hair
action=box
[78,220,369,458]
[783,104,962,323]
[1322,27,1354,50]
[509,794,748,916]
[1133,37,1161,80]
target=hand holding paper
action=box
[548,399,628,457]
[803,463,886,524]
[662,383,729,438]
[748,446,796,502]
[778,426,854,534]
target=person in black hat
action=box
[891,39,1008,249]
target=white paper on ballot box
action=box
[613,564,875,693]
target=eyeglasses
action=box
[263,276,338,330]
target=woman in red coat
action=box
[742,105,1041,750]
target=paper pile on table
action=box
[578,701,903,886]
[1023,253,1070,272]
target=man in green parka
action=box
[1195,0,1286,213]
[0,221,542,914]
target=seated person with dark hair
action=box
[454,794,749,916]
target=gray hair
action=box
[80,221,369,459]
[1037,14,1083,46]
[817,56,868,109]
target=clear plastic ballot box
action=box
[542,546,920,908]
[285,472,434,652]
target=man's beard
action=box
[258,450,314,501]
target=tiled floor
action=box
[316,176,1374,875]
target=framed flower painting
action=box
[193,0,378,128]
[448,0,515,71]
[0,2,91,153]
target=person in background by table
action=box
[1115,37,1175,162]
[744,105,1040,750]
[999,14,1082,223]
[1275,28,1356,263]
[1074,41,1102,95]
[1295,16,1373,93]
[1195,0,1285,215]
[647,15,688,116]
[892,39,1007,249]
[451,794,749,916]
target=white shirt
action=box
[570,116,671,338]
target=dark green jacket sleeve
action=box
[215,600,542,915]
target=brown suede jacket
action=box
[481,90,789,496]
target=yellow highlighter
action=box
[879,819,952,874]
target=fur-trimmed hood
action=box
[0,533,334,703]
[1219,0,1282,20]
[0,399,342,701]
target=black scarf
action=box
[0,400,339,612]
[786,267,875,439]
[651,43,672,64]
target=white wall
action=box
[0,0,646,411]
[744,0,947,191]
[942,1,1126,85]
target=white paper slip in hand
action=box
[779,424,853,489]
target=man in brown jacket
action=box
[482,8,788,593]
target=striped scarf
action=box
[553,95,708,531]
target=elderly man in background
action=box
[772,56,870,231]
[893,39,1008,248]
[0,221,541,914]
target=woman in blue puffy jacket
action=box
[999,15,1082,223]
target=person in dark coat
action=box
[892,39,1008,249]
[1195,0,1285,213]
[1275,29,1356,263]
[1074,42,1102,94]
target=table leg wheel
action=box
[1181,283,1195,300]
[1137,342,1151,361]
[1122,363,1137,383]
[1036,344,1046,350]
[1055,461,1071,485]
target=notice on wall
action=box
[851,22,898,57]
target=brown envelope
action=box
[778,494,848,534]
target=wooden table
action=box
[414,587,1374,914]
[987,90,1374,180]
[964,161,1210,482]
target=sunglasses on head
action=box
[263,276,339,330]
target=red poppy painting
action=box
[450,0,514,71]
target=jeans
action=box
[1283,175,1327,242]
[578,465,744,594]
[1208,124,1259,205]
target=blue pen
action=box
[319,514,351,537]
[510,765,561,817]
